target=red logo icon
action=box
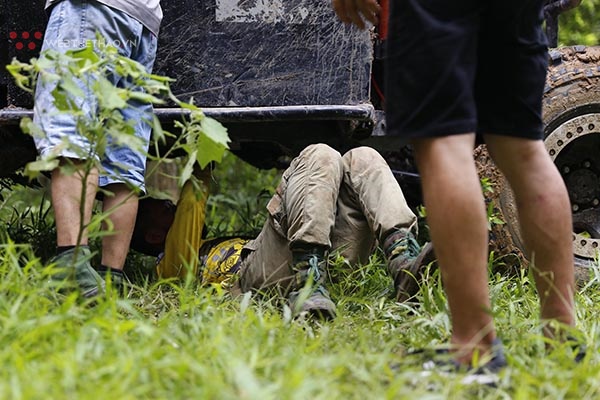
[9,30,44,51]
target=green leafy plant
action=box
[204,151,280,239]
[558,0,600,45]
[6,37,230,252]
[480,177,505,230]
[2,195,55,263]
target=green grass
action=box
[1,154,599,399]
[0,243,599,399]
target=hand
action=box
[332,0,381,30]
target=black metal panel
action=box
[2,0,46,107]
[2,0,373,109]
[0,0,375,173]
[156,0,373,107]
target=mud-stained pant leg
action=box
[239,144,344,293]
[284,144,344,248]
[238,218,295,295]
[331,147,417,264]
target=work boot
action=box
[288,249,337,320]
[49,246,105,298]
[384,229,436,302]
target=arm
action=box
[332,0,381,30]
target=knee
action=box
[300,143,343,169]
[343,146,387,171]
[302,143,340,159]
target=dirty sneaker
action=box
[49,246,105,298]
[288,284,337,320]
[384,229,436,302]
[419,338,507,386]
[288,253,337,320]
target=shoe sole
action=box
[418,369,500,387]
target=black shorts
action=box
[385,0,548,140]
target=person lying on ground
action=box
[130,144,434,318]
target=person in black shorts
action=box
[333,0,577,371]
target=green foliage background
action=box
[558,0,600,45]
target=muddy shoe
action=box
[418,338,507,386]
[394,242,436,302]
[50,246,104,298]
[288,251,337,320]
[288,285,337,320]
[384,229,436,302]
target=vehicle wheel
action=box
[482,46,600,283]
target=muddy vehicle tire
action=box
[480,45,600,283]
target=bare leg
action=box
[484,135,575,332]
[100,183,138,270]
[51,160,98,247]
[413,133,496,363]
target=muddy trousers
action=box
[239,143,417,295]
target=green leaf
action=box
[94,76,127,110]
[24,159,60,180]
[107,125,145,151]
[491,217,505,226]
[5,63,32,93]
[146,73,176,83]
[50,86,72,111]
[33,53,56,71]
[196,131,228,168]
[179,152,196,187]
[19,118,45,139]
[59,75,85,99]
[179,101,201,111]
[151,114,166,145]
[69,42,100,67]
[200,117,230,149]
[127,91,165,105]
